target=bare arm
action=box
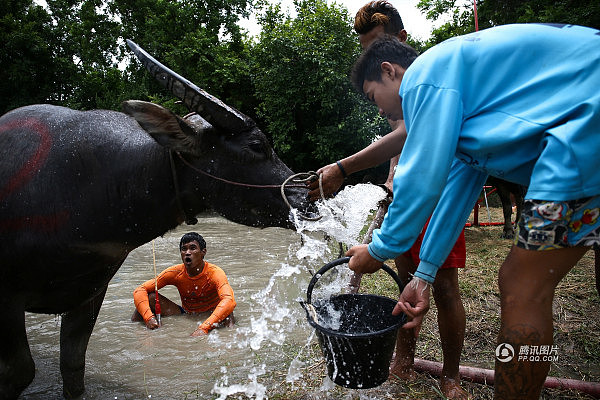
[308,120,406,201]
[341,119,406,175]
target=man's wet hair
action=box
[354,1,404,35]
[351,35,418,94]
[180,232,206,250]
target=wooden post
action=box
[348,195,392,293]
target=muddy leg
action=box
[433,268,470,400]
[495,185,515,239]
[495,246,587,399]
[513,188,525,225]
[389,255,417,381]
[59,286,107,399]
[0,306,35,399]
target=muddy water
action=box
[20,184,386,400]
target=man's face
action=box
[359,24,386,49]
[359,25,408,49]
[180,240,206,269]
[362,64,404,121]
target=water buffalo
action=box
[0,41,309,399]
[486,176,526,239]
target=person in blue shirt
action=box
[309,2,469,398]
[346,24,600,399]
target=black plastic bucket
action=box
[300,257,406,389]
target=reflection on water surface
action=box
[22,184,385,399]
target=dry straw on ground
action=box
[263,207,600,400]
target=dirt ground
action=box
[266,206,600,400]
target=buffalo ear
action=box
[122,100,212,155]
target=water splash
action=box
[293,183,386,247]
[212,365,267,400]
[286,329,316,383]
[211,183,386,397]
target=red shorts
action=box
[402,219,466,269]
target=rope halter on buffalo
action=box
[173,151,323,222]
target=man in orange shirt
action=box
[131,232,236,336]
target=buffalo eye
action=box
[248,139,266,154]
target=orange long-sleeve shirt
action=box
[133,262,236,333]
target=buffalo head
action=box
[126,40,314,228]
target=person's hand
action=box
[146,316,160,330]
[393,277,431,337]
[191,327,209,337]
[346,245,383,274]
[307,163,344,202]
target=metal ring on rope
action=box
[281,172,324,221]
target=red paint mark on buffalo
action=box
[0,118,68,232]
[0,211,70,233]
[0,118,52,201]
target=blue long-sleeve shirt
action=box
[367,23,600,282]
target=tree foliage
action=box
[250,0,388,173]
[418,0,600,48]
[477,0,600,30]
[113,0,254,114]
[0,0,56,112]
[0,0,253,115]
[46,0,124,109]
[3,0,599,174]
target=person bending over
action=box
[347,26,599,399]
[309,2,468,398]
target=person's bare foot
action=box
[440,376,470,400]
[389,359,417,381]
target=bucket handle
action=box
[306,256,405,304]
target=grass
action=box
[260,207,600,400]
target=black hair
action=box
[351,35,418,94]
[180,232,206,250]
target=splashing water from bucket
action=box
[20,184,388,400]
[211,183,387,398]
[300,258,406,389]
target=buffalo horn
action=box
[126,39,255,134]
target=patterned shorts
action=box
[515,196,600,251]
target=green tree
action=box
[1,0,254,114]
[0,0,57,113]
[1,0,127,113]
[416,0,479,47]
[114,0,254,115]
[41,0,123,109]
[477,0,600,29]
[418,0,600,48]
[250,0,388,174]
